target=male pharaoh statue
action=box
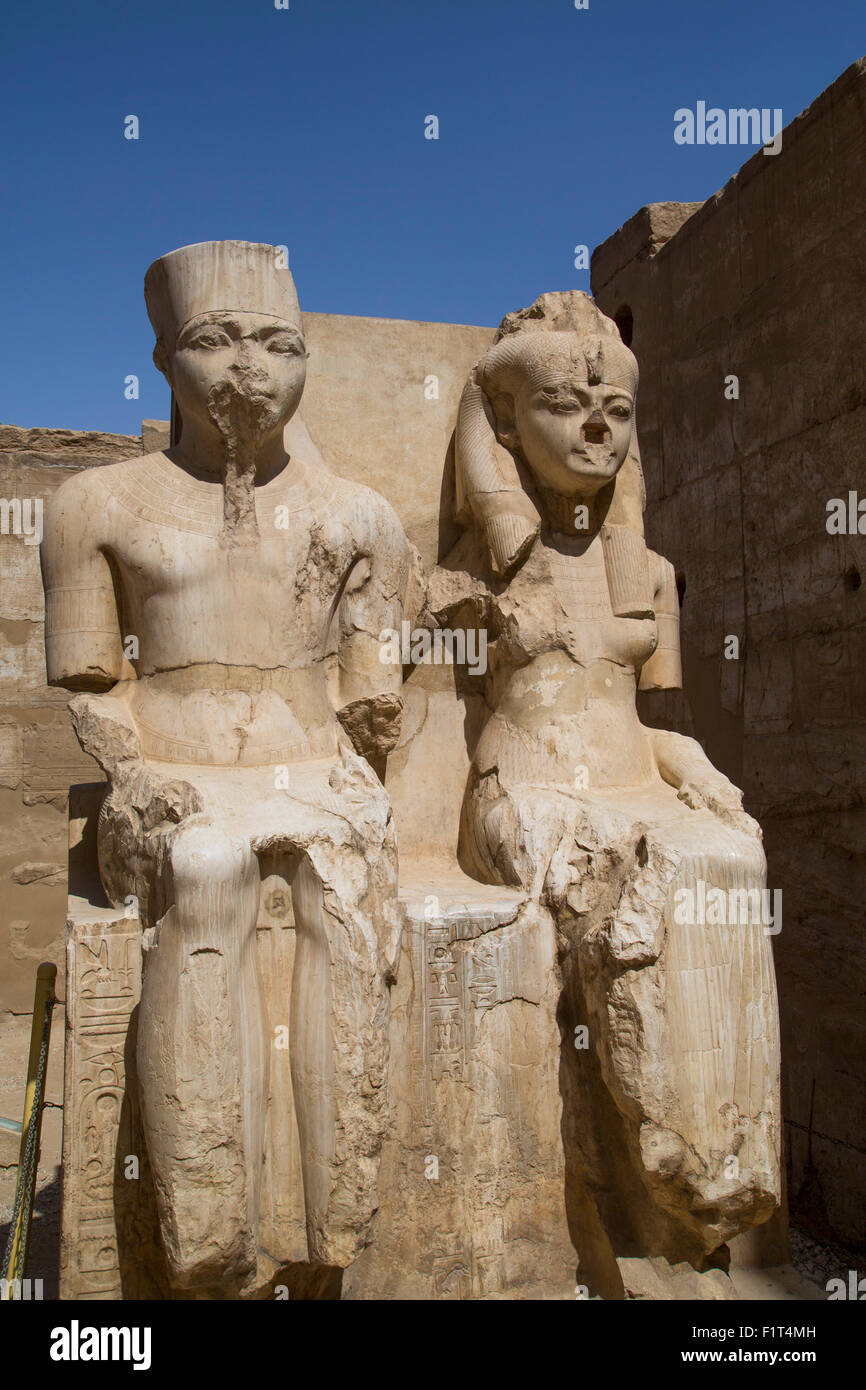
[41,240,410,1295]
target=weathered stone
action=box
[0,304,490,1023]
[10,51,860,1294]
[47,254,786,1300]
[140,419,170,454]
[49,242,410,1297]
[592,56,866,1252]
[10,862,64,885]
[435,288,781,1274]
[0,723,22,789]
[618,1256,737,1301]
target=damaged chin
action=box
[207,377,277,541]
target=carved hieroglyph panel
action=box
[344,884,577,1300]
[60,909,143,1300]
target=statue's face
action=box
[165,310,307,440]
[512,370,633,497]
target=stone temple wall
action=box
[591,57,866,1250]
[0,425,140,1012]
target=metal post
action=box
[1,962,57,1291]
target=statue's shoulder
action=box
[49,451,209,544]
[645,545,676,581]
[328,472,407,546]
[48,452,141,521]
[53,450,151,502]
[644,546,679,612]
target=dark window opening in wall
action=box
[844,564,861,592]
[675,571,687,607]
[613,305,634,347]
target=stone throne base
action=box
[60,784,578,1300]
[344,880,576,1300]
[61,776,788,1301]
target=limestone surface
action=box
[43,241,411,1295]
[44,255,783,1301]
[430,290,782,1277]
[591,58,866,1251]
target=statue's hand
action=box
[70,690,202,829]
[336,691,403,765]
[95,758,203,928]
[676,774,762,840]
[651,729,762,840]
[69,686,142,775]
[115,759,203,832]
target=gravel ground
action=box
[789,1222,864,1298]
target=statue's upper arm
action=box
[638,551,682,692]
[40,475,123,691]
[334,495,410,699]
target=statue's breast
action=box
[495,541,658,671]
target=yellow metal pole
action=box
[2,961,57,1289]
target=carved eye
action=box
[541,393,582,413]
[189,330,232,350]
[608,404,631,419]
[267,333,303,356]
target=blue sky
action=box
[2,0,863,432]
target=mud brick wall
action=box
[591,57,866,1249]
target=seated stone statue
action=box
[427,291,781,1271]
[41,241,410,1295]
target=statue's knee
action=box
[167,1234,254,1296]
[169,824,256,912]
[292,856,329,943]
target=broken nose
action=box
[583,413,610,445]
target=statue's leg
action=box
[568,800,781,1261]
[288,830,398,1268]
[136,820,268,1294]
[462,775,781,1265]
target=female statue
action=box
[432,291,781,1270]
